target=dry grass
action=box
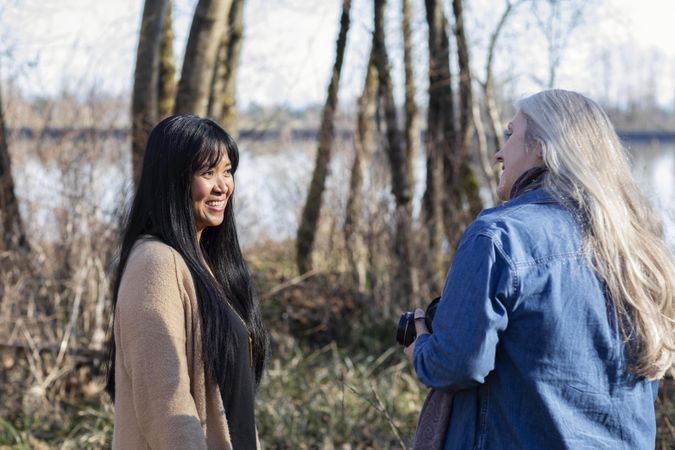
[257,343,423,449]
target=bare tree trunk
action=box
[0,78,27,253]
[445,0,482,250]
[344,51,377,291]
[157,0,176,118]
[453,0,472,160]
[472,94,499,204]
[296,0,351,274]
[484,77,503,152]
[174,0,231,115]
[423,0,450,293]
[402,0,418,191]
[132,0,167,187]
[483,1,516,154]
[480,1,519,202]
[373,0,415,304]
[208,0,245,135]
[430,1,464,256]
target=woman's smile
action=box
[192,153,234,239]
[205,199,226,211]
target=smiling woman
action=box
[105,114,268,449]
[405,90,675,449]
[191,148,235,239]
[494,111,544,201]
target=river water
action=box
[628,141,674,246]
[235,139,675,249]
[11,137,674,249]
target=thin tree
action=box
[471,91,498,204]
[373,0,415,303]
[476,0,522,203]
[444,0,482,249]
[157,0,176,118]
[131,0,168,187]
[208,0,245,135]
[296,0,351,274]
[482,0,519,153]
[453,0,473,163]
[423,0,451,292]
[531,0,588,88]
[0,76,27,252]
[402,0,418,190]
[344,50,378,291]
[174,0,231,115]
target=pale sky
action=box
[1,0,674,110]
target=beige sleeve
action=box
[116,242,207,450]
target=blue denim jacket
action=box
[413,188,659,449]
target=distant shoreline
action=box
[7,127,675,143]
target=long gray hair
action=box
[517,89,674,379]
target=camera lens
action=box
[396,296,442,347]
[396,311,416,347]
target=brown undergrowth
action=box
[1,239,673,449]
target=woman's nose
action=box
[213,177,227,194]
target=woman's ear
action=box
[534,140,544,159]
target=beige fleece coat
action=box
[112,237,236,449]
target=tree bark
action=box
[444,0,482,250]
[132,0,167,187]
[208,0,245,135]
[483,1,516,153]
[423,0,451,293]
[402,0,418,191]
[472,94,499,204]
[453,0,472,162]
[373,0,415,303]
[344,50,377,291]
[157,0,176,118]
[374,0,410,207]
[0,79,28,253]
[296,0,351,274]
[484,75,503,152]
[174,0,231,115]
[480,1,518,202]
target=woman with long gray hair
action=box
[406,89,674,449]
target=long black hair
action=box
[105,114,268,399]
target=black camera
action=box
[396,296,441,347]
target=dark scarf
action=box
[509,166,548,199]
[412,389,453,449]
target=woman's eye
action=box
[203,170,215,177]
[504,130,512,140]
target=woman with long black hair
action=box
[105,114,268,449]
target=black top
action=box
[221,305,257,450]
[509,166,548,199]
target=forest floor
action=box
[0,240,673,449]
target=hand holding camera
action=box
[396,296,441,347]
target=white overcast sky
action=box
[1,0,674,110]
